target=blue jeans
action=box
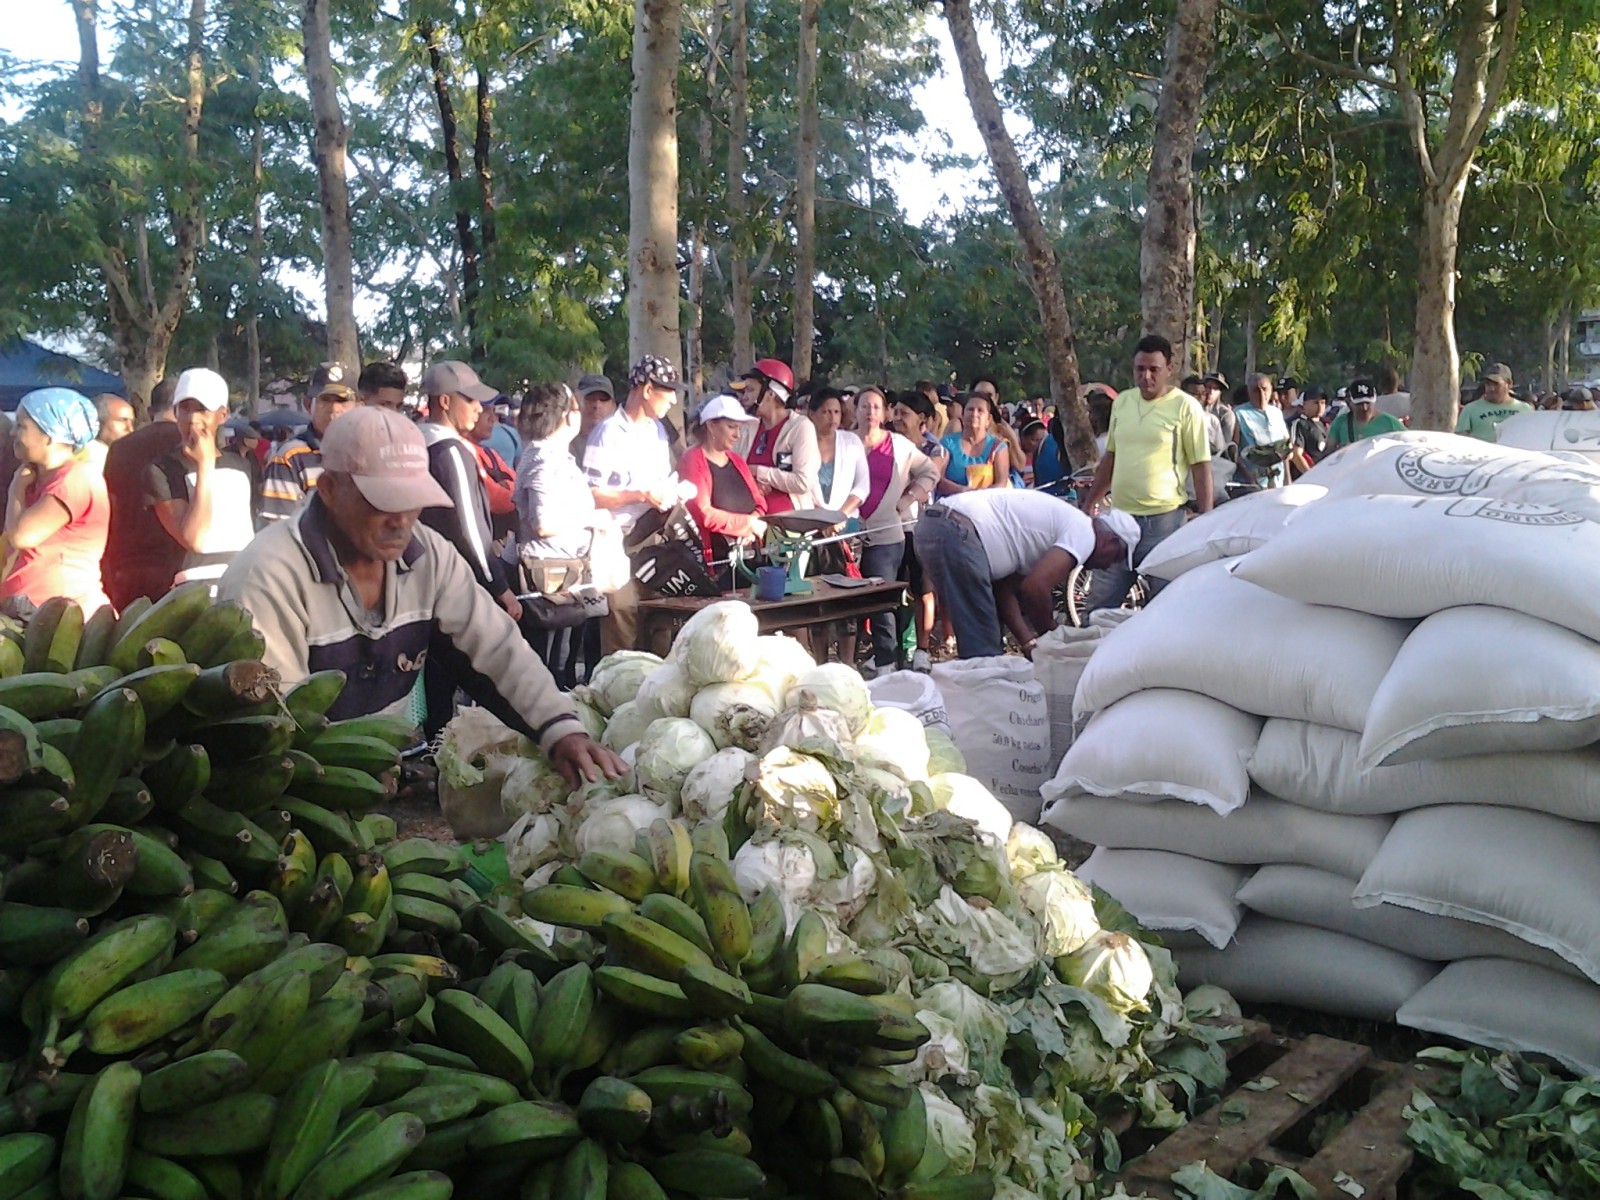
[858,541,906,667]
[1085,506,1188,613]
[915,507,1003,658]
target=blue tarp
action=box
[0,339,125,412]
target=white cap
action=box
[1096,508,1142,569]
[173,368,230,412]
[698,393,757,424]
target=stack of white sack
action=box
[1044,434,1600,1073]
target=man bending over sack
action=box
[219,406,624,788]
[916,489,1139,659]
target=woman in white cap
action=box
[679,394,767,585]
[0,387,111,615]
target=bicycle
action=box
[1050,469,1149,627]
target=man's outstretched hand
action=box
[549,731,628,789]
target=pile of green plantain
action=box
[0,584,980,1200]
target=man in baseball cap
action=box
[1329,379,1406,448]
[219,405,625,793]
[1456,361,1531,441]
[260,362,360,524]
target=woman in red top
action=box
[0,388,112,615]
[680,395,768,587]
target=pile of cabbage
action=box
[491,602,1237,1198]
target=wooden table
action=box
[635,578,907,652]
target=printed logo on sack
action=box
[1444,497,1585,527]
[1393,447,1599,496]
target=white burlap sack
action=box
[1232,494,1600,642]
[1354,805,1600,983]
[1076,848,1249,949]
[1138,484,1327,581]
[1073,560,1409,730]
[932,655,1051,820]
[1175,916,1439,1022]
[1494,410,1600,462]
[1046,689,1261,815]
[1300,432,1600,510]
[1249,719,1600,821]
[866,670,949,734]
[1358,607,1600,769]
[1238,864,1582,976]
[1030,625,1103,760]
[1397,959,1600,1076]
[1041,789,1391,877]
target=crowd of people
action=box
[0,339,1583,725]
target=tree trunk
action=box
[791,0,820,382]
[472,64,496,362]
[73,0,209,418]
[627,0,682,368]
[726,0,752,369]
[303,0,359,370]
[1543,311,1558,392]
[687,225,707,393]
[943,0,1093,466]
[245,55,264,409]
[1560,297,1572,387]
[1396,0,1522,429]
[1408,181,1467,429]
[1140,0,1219,376]
[1244,293,1259,380]
[422,23,480,344]
[863,131,890,385]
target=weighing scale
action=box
[731,508,848,598]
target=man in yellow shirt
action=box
[1080,334,1212,610]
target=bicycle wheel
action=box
[1064,566,1093,627]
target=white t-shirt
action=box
[941,489,1095,580]
[582,409,675,531]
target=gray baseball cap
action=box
[420,360,497,403]
[576,373,615,400]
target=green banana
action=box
[576,1076,652,1144]
[173,601,252,669]
[520,884,631,932]
[0,674,88,721]
[808,952,896,996]
[605,1163,668,1200]
[137,1050,253,1115]
[345,1053,429,1106]
[251,998,364,1093]
[430,989,533,1084]
[0,1134,53,1200]
[282,671,346,730]
[346,1172,452,1200]
[23,598,83,675]
[290,1113,425,1200]
[465,1102,581,1165]
[319,714,417,750]
[674,1023,744,1070]
[593,967,694,1019]
[629,1067,753,1119]
[375,1084,478,1127]
[650,1150,764,1199]
[0,903,89,965]
[576,849,658,902]
[122,1152,209,1200]
[525,963,593,1069]
[295,765,395,812]
[60,1061,140,1200]
[170,892,288,980]
[306,734,400,776]
[892,1176,996,1200]
[881,1084,928,1187]
[82,824,193,897]
[278,798,365,857]
[554,1138,607,1200]
[736,1019,837,1096]
[259,1061,345,1200]
[677,962,752,1019]
[830,1088,886,1181]
[0,705,44,785]
[379,839,468,880]
[73,604,117,670]
[688,853,751,966]
[780,909,830,991]
[142,742,210,813]
[600,912,713,980]
[41,913,175,1028]
[93,664,200,724]
[394,895,461,939]
[107,581,212,674]
[134,1092,278,1158]
[215,969,311,1078]
[637,892,715,958]
[71,967,227,1056]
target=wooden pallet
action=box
[1112,1022,1449,1200]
